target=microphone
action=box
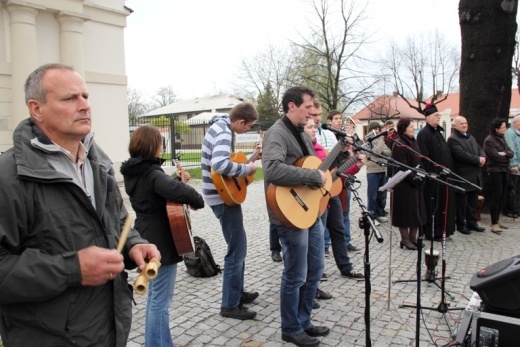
[322,123,349,137]
[336,172,360,183]
[366,130,389,142]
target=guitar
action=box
[211,146,262,206]
[166,158,194,255]
[318,139,374,216]
[266,138,346,229]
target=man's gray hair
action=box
[513,114,520,124]
[24,63,75,104]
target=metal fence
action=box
[130,115,263,168]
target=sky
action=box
[124,0,461,101]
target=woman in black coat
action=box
[483,119,514,233]
[391,118,426,250]
[120,125,204,347]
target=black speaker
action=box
[470,255,520,317]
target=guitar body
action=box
[267,156,332,229]
[318,177,343,216]
[211,151,256,206]
[166,201,194,255]
[167,160,195,255]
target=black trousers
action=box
[455,189,479,228]
[488,172,507,224]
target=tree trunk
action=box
[459,0,518,209]
[459,0,518,144]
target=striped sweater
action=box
[201,116,251,206]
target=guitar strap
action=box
[282,116,310,156]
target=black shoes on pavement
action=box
[281,326,329,347]
[220,305,257,320]
[347,244,360,252]
[305,326,330,337]
[341,270,365,280]
[221,291,259,320]
[240,291,259,305]
[467,223,485,232]
[271,251,282,262]
[457,226,471,235]
[315,288,333,300]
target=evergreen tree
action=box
[256,83,281,130]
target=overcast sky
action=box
[124,0,461,100]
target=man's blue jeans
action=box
[366,172,388,219]
[145,263,177,347]
[342,189,352,245]
[277,220,324,336]
[211,204,246,309]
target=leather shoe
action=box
[457,227,471,235]
[304,325,330,337]
[347,244,360,252]
[312,301,320,309]
[271,251,282,262]
[281,332,320,347]
[467,224,485,232]
[315,287,333,300]
[240,291,259,304]
[220,305,257,320]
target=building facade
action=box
[0,0,131,178]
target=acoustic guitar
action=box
[166,158,194,255]
[266,138,346,229]
[211,147,262,206]
[318,140,374,216]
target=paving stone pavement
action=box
[121,166,520,346]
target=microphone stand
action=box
[340,174,383,347]
[347,138,476,344]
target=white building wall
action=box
[0,0,130,181]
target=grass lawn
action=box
[184,167,263,181]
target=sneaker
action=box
[315,288,333,300]
[304,325,330,337]
[347,244,360,252]
[271,251,282,262]
[342,270,365,280]
[376,216,388,223]
[324,247,330,257]
[281,332,320,347]
[240,291,259,305]
[320,273,329,281]
[220,305,257,320]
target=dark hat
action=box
[423,103,438,117]
[368,121,382,132]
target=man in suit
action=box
[447,116,486,234]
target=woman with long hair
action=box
[483,119,514,233]
[120,125,204,347]
[391,118,426,250]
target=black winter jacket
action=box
[120,158,204,265]
[447,129,485,191]
[0,119,147,346]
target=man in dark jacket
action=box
[447,116,486,234]
[417,104,456,241]
[0,63,160,346]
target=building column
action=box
[6,3,42,128]
[57,12,89,78]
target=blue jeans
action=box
[269,223,282,253]
[366,172,388,219]
[342,189,352,245]
[211,204,247,308]
[321,211,331,249]
[145,263,177,347]
[278,221,324,336]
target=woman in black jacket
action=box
[120,125,204,347]
[483,119,514,233]
[391,118,426,250]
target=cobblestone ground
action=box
[122,167,520,346]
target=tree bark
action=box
[459,0,518,209]
[459,0,518,145]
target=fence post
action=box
[169,115,176,165]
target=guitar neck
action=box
[318,139,345,172]
[245,148,261,165]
